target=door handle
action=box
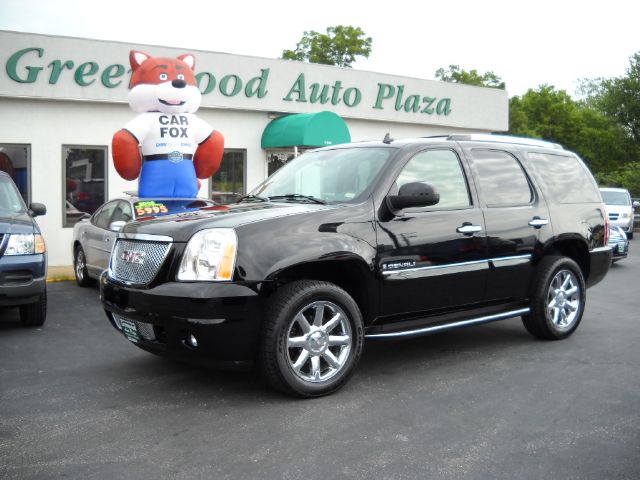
[457,223,482,235]
[528,217,549,229]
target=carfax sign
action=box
[0,30,508,130]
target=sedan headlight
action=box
[620,212,629,219]
[177,229,237,281]
[5,234,46,255]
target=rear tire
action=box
[20,289,47,327]
[522,256,585,340]
[260,280,364,398]
[74,246,93,287]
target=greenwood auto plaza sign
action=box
[5,46,451,116]
[0,32,508,130]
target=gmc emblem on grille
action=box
[120,250,146,264]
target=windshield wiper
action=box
[237,194,270,203]
[268,194,326,204]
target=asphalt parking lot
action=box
[1,246,639,480]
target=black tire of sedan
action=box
[522,256,586,340]
[260,280,364,398]
[20,289,47,327]
[74,246,92,287]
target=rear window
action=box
[527,153,601,204]
[133,199,215,219]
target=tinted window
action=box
[93,202,118,229]
[0,144,30,203]
[527,153,601,204]
[395,149,470,209]
[111,201,133,223]
[0,175,27,213]
[211,149,246,204]
[471,150,532,206]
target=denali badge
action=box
[121,250,146,264]
[382,260,417,270]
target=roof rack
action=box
[445,134,564,150]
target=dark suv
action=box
[101,134,612,397]
[0,172,47,326]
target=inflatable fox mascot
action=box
[112,51,224,198]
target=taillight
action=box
[603,205,609,245]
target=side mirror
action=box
[29,202,47,217]
[633,201,640,209]
[388,182,440,210]
[108,220,126,232]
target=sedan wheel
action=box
[74,246,93,287]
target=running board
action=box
[365,308,530,339]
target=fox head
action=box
[127,50,202,114]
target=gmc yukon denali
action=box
[101,134,612,397]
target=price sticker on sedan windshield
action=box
[134,201,169,217]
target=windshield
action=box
[251,147,393,203]
[600,190,630,206]
[133,199,216,219]
[0,176,27,213]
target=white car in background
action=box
[599,187,638,239]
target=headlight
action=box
[5,234,46,255]
[620,212,629,219]
[177,229,237,281]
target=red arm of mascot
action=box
[112,129,142,181]
[194,130,225,179]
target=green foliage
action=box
[435,65,505,89]
[282,26,372,68]
[581,53,640,143]
[508,86,639,176]
[595,163,640,196]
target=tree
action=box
[435,65,505,89]
[508,85,638,174]
[282,26,372,68]
[579,52,640,143]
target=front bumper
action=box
[100,272,267,366]
[0,254,46,306]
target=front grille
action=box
[110,239,171,285]
[608,213,619,220]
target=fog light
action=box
[186,334,198,348]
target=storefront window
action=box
[210,149,246,204]
[63,145,107,227]
[0,144,30,203]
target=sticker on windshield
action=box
[134,200,169,217]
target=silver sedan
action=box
[71,197,216,286]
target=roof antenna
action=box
[383,133,393,144]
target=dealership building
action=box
[0,30,508,272]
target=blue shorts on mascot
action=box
[112,50,224,198]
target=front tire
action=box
[74,246,93,287]
[20,289,47,327]
[522,256,586,340]
[260,280,364,398]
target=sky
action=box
[0,0,638,98]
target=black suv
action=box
[101,135,611,397]
[0,172,47,326]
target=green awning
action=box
[261,111,351,149]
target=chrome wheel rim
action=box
[546,270,581,330]
[75,250,85,281]
[286,300,352,383]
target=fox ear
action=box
[129,50,151,70]
[177,54,196,71]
